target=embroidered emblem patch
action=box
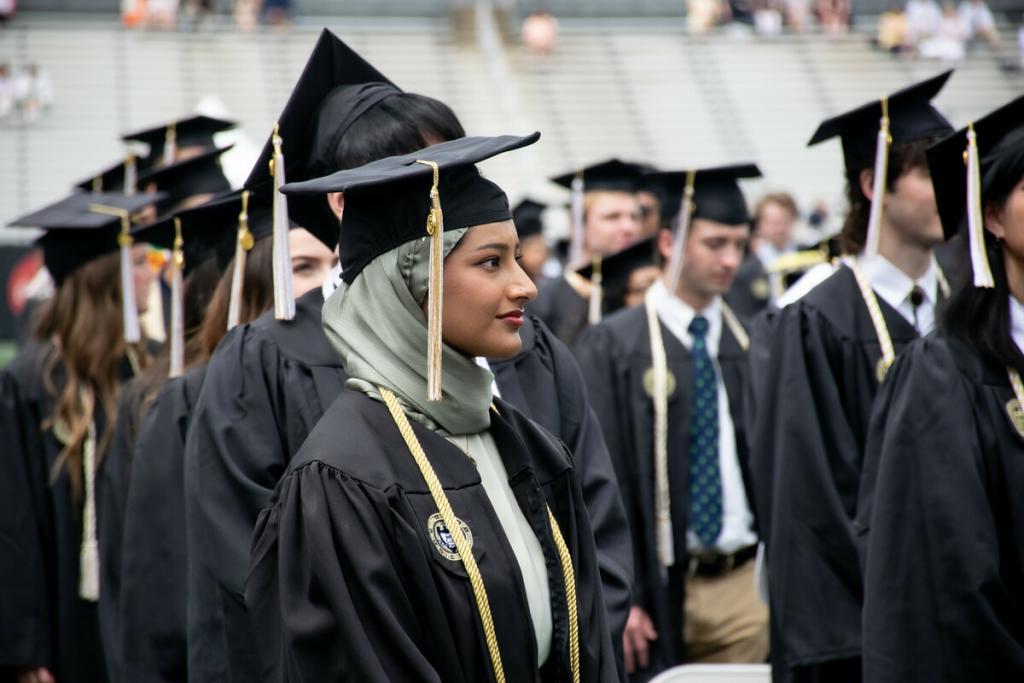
[427,512,473,562]
[751,276,771,301]
[643,367,677,399]
[1006,398,1024,439]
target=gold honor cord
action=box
[936,262,951,299]
[849,257,896,382]
[721,301,749,352]
[378,387,581,683]
[587,256,603,326]
[643,288,675,568]
[79,418,99,601]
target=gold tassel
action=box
[164,122,177,166]
[665,170,697,296]
[270,124,296,321]
[79,419,99,601]
[168,217,185,378]
[864,96,891,258]
[965,123,995,288]
[568,170,585,268]
[124,154,137,196]
[227,190,254,330]
[91,204,141,343]
[587,255,603,325]
[416,160,445,402]
[644,288,675,568]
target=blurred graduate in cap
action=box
[857,93,1024,681]
[533,159,645,347]
[121,114,236,168]
[746,72,956,683]
[511,198,551,281]
[0,190,162,683]
[247,132,618,682]
[184,29,633,682]
[575,236,659,317]
[574,164,765,680]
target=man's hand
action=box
[623,605,658,673]
[16,667,55,683]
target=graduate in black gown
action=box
[533,160,646,347]
[185,31,632,682]
[0,191,161,683]
[248,131,616,682]
[857,93,1024,682]
[746,72,956,683]
[575,164,766,681]
[575,236,659,317]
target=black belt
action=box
[686,544,757,578]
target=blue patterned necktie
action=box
[688,315,722,548]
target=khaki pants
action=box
[683,558,769,663]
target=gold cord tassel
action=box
[864,96,891,258]
[966,124,995,288]
[568,170,585,268]
[91,205,141,343]
[124,154,137,196]
[168,217,185,378]
[587,255,603,325]
[227,190,253,330]
[644,288,675,568]
[665,170,697,296]
[270,124,296,321]
[416,160,445,402]
[79,419,99,601]
[164,122,177,166]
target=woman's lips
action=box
[497,310,525,327]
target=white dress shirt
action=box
[859,254,940,334]
[1011,295,1024,357]
[647,280,757,553]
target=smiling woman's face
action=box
[437,220,537,359]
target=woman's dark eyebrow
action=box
[473,242,514,253]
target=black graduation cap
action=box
[577,235,657,294]
[122,114,237,164]
[243,28,400,249]
[808,70,954,169]
[282,132,539,281]
[550,159,645,193]
[138,146,234,216]
[75,155,156,194]
[512,198,546,239]
[645,163,762,226]
[7,191,165,285]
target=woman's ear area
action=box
[327,192,344,220]
[859,168,875,202]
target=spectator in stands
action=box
[233,0,258,32]
[15,64,53,124]
[816,0,850,35]
[0,0,13,25]
[876,3,910,54]
[958,0,1000,49]
[920,3,967,61]
[784,0,812,32]
[262,0,292,29]
[906,0,942,46]
[687,0,726,33]
[522,9,560,55]
[145,0,177,30]
[754,0,784,36]
[0,63,14,120]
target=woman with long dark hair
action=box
[0,192,159,683]
[247,132,618,682]
[857,93,1024,680]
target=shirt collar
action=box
[648,279,722,355]
[1011,295,1024,359]
[859,253,939,309]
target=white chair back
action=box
[649,663,771,683]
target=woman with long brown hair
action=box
[0,191,160,683]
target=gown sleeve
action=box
[860,340,1024,681]
[0,367,52,671]
[246,463,445,683]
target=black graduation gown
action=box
[246,391,619,683]
[573,303,755,681]
[725,253,771,319]
[0,341,136,683]
[186,288,633,682]
[856,336,1024,681]
[747,264,921,683]
[117,365,207,683]
[531,275,590,348]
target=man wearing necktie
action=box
[575,164,767,681]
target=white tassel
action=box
[587,256,603,325]
[415,160,446,402]
[168,217,185,378]
[79,421,99,601]
[164,122,177,166]
[568,171,585,268]
[665,170,696,296]
[123,154,137,196]
[227,190,253,331]
[966,125,995,288]
[91,205,142,343]
[270,124,295,321]
[864,97,891,258]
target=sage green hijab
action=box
[323,228,495,435]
